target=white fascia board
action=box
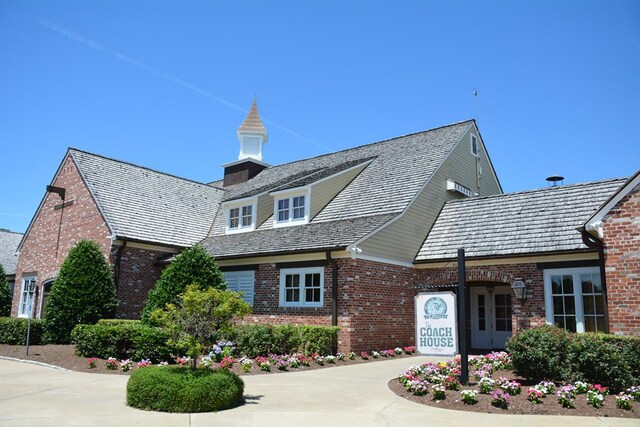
[585,171,640,233]
[222,157,271,168]
[269,185,311,197]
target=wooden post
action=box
[457,248,468,385]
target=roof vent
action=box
[546,174,564,187]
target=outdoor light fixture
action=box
[511,279,527,301]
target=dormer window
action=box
[226,199,256,233]
[272,190,309,227]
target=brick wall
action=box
[418,263,546,336]
[109,245,168,319]
[11,156,112,317]
[602,182,640,335]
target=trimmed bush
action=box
[506,325,570,382]
[97,319,140,326]
[0,264,11,316]
[0,317,45,345]
[232,324,339,357]
[44,240,117,344]
[127,367,244,412]
[71,321,173,363]
[142,245,226,323]
[567,333,640,392]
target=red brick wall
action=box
[245,258,418,353]
[418,263,546,335]
[109,245,168,319]
[12,156,112,317]
[602,182,640,335]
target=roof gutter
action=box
[113,239,128,293]
[578,227,610,334]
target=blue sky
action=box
[1,1,639,233]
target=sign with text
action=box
[415,291,458,357]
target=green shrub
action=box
[71,322,173,362]
[0,317,45,345]
[97,319,140,326]
[506,325,570,382]
[232,324,339,357]
[0,264,11,317]
[44,240,117,344]
[142,245,226,323]
[127,367,244,412]
[567,333,640,392]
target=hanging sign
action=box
[415,291,458,356]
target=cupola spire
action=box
[237,98,267,161]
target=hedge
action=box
[507,325,640,392]
[0,317,46,345]
[127,366,244,412]
[71,321,174,362]
[232,324,340,357]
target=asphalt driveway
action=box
[0,357,637,426]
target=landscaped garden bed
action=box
[0,342,418,376]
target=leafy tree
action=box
[141,245,226,322]
[151,284,251,367]
[0,263,12,316]
[44,240,117,343]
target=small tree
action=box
[151,284,251,367]
[44,240,117,343]
[0,263,11,316]
[141,245,226,322]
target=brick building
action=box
[10,99,639,351]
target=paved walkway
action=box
[0,357,637,426]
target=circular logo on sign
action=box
[424,297,448,319]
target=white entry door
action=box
[470,286,513,349]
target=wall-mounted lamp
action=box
[511,278,527,301]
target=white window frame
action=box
[225,197,257,234]
[279,267,324,308]
[471,134,479,157]
[543,267,602,333]
[18,276,37,318]
[271,188,310,228]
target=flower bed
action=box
[390,352,640,418]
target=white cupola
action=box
[237,98,268,161]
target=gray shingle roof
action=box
[70,149,225,247]
[415,178,626,262]
[0,230,22,275]
[203,120,473,258]
[201,214,396,259]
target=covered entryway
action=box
[470,284,512,349]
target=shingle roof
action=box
[0,229,22,275]
[203,120,473,258]
[237,98,267,137]
[415,178,626,262]
[201,214,396,259]
[70,149,225,247]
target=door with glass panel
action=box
[545,267,604,333]
[470,286,513,349]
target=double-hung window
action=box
[279,267,323,307]
[274,192,308,226]
[544,267,604,333]
[18,277,36,318]
[227,202,254,233]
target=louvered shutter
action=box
[223,271,255,306]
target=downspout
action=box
[579,228,610,334]
[326,250,339,327]
[114,239,127,293]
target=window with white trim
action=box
[279,267,324,307]
[274,193,308,226]
[18,277,36,318]
[471,134,479,156]
[544,267,604,333]
[223,271,255,306]
[227,202,255,233]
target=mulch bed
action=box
[388,368,640,418]
[0,344,417,376]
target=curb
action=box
[0,355,71,371]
